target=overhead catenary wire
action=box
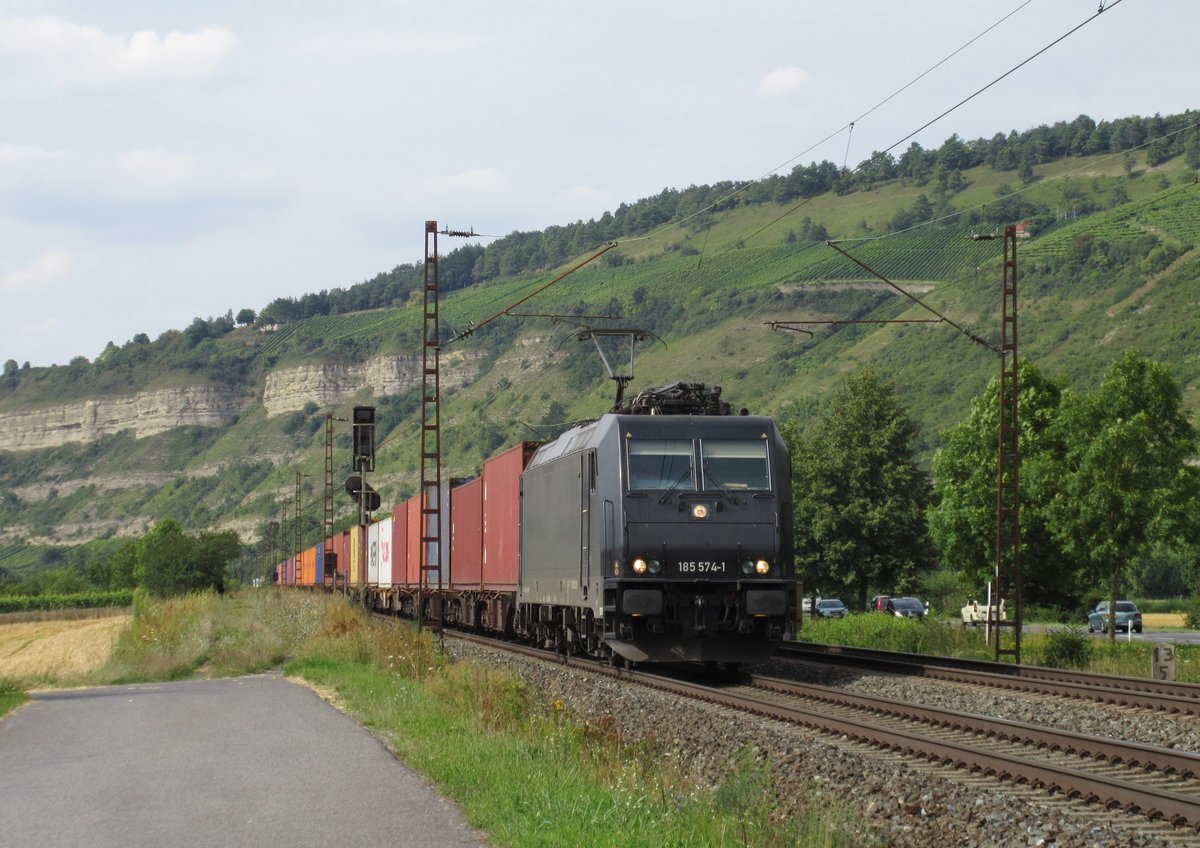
[626,0,1037,246]
[878,0,1124,160]
[453,1,1115,335]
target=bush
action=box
[0,590,134,613]
[1041,625,1093,669]
[799,613,935,654]
[1185,598,1200,630]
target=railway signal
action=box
[344,474,380,513]
[352,405,375,472]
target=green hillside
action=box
[2,110,1199,583]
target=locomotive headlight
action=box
[647,559,662,574]
[741,560,755,575]
[755,559,771,575]
[691,504,709,520]
[632,558,648,574]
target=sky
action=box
[1,0,1196,368]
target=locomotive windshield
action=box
[627,438,695,491]
[700,439,771,491]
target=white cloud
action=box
[0,17,235,85]
[0,249,72,293]
[0,143,63,164]
[757,66,810,98]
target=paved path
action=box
[0,674,488,848]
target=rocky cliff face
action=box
[0,354,483,452]
[261,353,480,416]
[0,385,247,452]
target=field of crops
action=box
[1023,182,1200,260]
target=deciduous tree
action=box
[928,362,1078,608]
[785,367,932,610]
[1050,353,1200,640]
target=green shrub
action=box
[1041,625,1093,669]
[1185,598,1200,630]
[0,590,134,613]
[800,613,934,653]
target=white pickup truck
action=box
[961,599,1005,627]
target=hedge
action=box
[0,591,135,613]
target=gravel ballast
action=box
[447,639,1200,847]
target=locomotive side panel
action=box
[519,450,590,608]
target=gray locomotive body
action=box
[517,411,795,664]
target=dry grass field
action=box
[0,614,130,686]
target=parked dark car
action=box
[815,598,849,619]
[885,596,927,620]
[1088,601,1142,634]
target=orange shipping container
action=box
[450,477,483,589]
[405,493,421,587]
[481,442,539,589]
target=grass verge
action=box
[0,677,27,717]
[285,601,857,848]
[798,615,1199,681]
[8,589,857,846]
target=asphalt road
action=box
[0,674,489,848]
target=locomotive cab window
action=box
[627,439,695,491]
[700,439,770,491]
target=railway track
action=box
[779,642,1200,715]
[378,618,1200,838]
[743,673,1200,831]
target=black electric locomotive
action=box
[516,383,795,665]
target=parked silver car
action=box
[1087,600,1142,634]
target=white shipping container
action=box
[367,521,381,584]
[378,516,394,587]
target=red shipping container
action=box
[339,531,351,585]
[390,503,408,587]
[405,493,422,588]
[450,477,483,589]
[481,442,539,589]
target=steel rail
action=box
[780,642,1200,715]
[633,670,1200,831]
[749,674,1200,779]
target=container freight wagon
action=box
[389,503,408,588]
[350,525,361,586]
[322,535,337,586]
[298,546,318,586]
[367,522,381,585]
[377,515,394,589]
[450,477,483,589]
[482,442,539,590]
